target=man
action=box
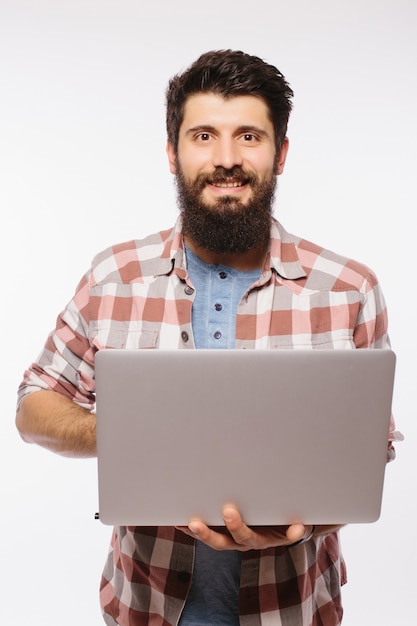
[16,50,398,625]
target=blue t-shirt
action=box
[179,247,261,626]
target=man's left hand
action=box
[176,505,314,551]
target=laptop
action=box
[95,349,396,526]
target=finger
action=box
[286,523,307,543]
[175,525,196,539]
[222,506,254,545]
[223,506,304,549]
[187,519,241,551]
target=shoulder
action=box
[89,225,178,284]
[290,231,380,292]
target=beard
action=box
[175,164,277,255]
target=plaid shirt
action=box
[18,217,396,626]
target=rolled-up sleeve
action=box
[17,272,96,410]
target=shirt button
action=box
[184,285,194,295]
[214,303,223,311]
[213,331,222,340]
[181,331,189,342]
[218,271,227,279]
[177,571,191,583]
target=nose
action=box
[212,137,243,169]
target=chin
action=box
[204,196,250,212]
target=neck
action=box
[184,237,268,270]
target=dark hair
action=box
[166,49,294,153]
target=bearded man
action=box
[16,49,397,626]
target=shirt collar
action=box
[267,218,307,280]
[156,215,306,281]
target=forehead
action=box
[180,92,274,133]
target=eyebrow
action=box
[184,125,217,137]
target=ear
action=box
[275,137,289,175]
[166,141,177,174]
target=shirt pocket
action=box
[89,322,159,350]
[269,336,356,349]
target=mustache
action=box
[194,166,257,188]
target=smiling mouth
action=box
[210,179,247,189]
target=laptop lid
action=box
[95,349,395,526]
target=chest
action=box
[87,273,361,350]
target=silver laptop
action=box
[95,349,396,526]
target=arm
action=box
[16,390,97,458]
[353,270,403,458]
[16,269,98,458]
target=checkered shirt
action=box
[18,217,397,626]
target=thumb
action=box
[286,523,306,543]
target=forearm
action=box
[16,390,97,458]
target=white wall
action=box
[1,1,415,624]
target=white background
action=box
[1,1,415,624]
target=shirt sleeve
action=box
[352,270,403,460]
[353,270,390,349]
[17,271,96,411]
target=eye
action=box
[196,132,211,142]
[240,133,259,144]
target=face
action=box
[167,93,289,255]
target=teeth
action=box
[213,181,243,188]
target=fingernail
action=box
[188,523,199,535]
[223,509,234,523]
